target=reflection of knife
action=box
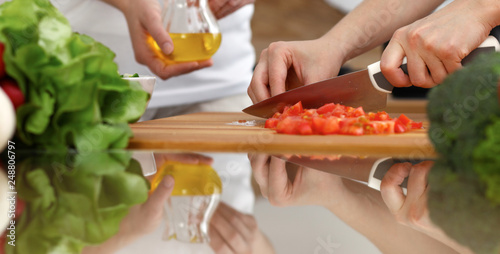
[244,36,500,118]
[280,155,431,193]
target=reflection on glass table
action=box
[1,150,499,254]
[250,153,500,254]
[0,151,274,254]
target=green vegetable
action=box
[428,160,500,254]
[427,52,500,172]
[0,0,149,150]
[427,52,500,253]
[6,151,149,254]
[120,73,140,78]
[473,118,500,205]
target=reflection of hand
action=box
[209,202,257,253]
[249,154,344,208]
[103,0,213,80]
[380,161,473,253]
[380,0,496,88]
[82,175,174,254]
[247,39,343,103]
[209,0,255,19]
[209,202,275,254]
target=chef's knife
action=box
[244,36,500,118]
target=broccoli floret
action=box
[427,52,500,253]
[428,159,500,254]
[427,53,500,171]
[473,118,500,205]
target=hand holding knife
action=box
[244,36,500,118]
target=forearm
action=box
[321,0,445,63]
[459,0,500,30]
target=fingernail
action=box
[163,175,175,188]
[162,42,173,54]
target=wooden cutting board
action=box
[129,112,436,157]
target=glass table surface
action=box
[1,147,498,254]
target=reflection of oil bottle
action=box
[150,161,222,243]
[149,0,222,62]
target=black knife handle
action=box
[367,35,500,93]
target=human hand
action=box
[118,0,213,80]
[122,175,175,235]
[380,0,495,88]
[248,39,344,104]
[379,161,473,253]
[248,154,345,208]
[209,0,255,19]
[209,202,258,253]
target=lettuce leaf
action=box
[8,151,149,254]
[0,0,148,150]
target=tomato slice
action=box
[283,101,303,116]
[298,121,313,135]
[312,117,326,134]
[351,107,365,117]
[340,123,364,136]
[394,120,408,133]
[317,103,336,115]
[410,122,423,129]
[323,117,339,134]
[397,114,411,126]
[265,118,279,129]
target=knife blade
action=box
[244,36,500,118]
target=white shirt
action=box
[324,0,452,13]
[52,0,255,108]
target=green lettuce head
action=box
[0,0,149,150]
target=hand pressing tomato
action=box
[0,79,24,109]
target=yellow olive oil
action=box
[151,161,222,243]
[150,161,222,196]
[147,33,222,62]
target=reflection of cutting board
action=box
[129,112,435,157]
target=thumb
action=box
[145,175,175,211]
[380,162,411,214]
[143,13,174,55]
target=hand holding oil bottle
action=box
[148,0,222,63]
[113,0,253,80]
[153,0,256,62]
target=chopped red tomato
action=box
[323,117,340,134]
[317,103,336,115]
[265,101,423,136]
[312,117,326,133]
[282,101,303,117]
[352,107,365,117]
[394,120,408,133]
[410,122,423,129]
[265,118,279,129]
[397,114,412,125]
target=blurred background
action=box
[251,0,382,71]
